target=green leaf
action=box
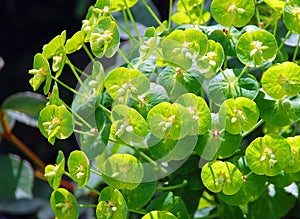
[65,30,84,54]
[172,9,210,25]
[255,90,300,126]
[38,105,74,145]
[196,40,225,78]
[28,53,51,94]
[131,83,169,118]
[196,130,242,160]
[71,61,104,118]
[122,180,156,209]
[207,25,240,56]
[236,30,278,67]
[96,187,128,219]
[67,150,90,188]
[146,192,189,219]
[218,172,267,206]
[175,93,211,135]
[284,0,300,34]
[248,187,296,219]
[1,92,47,127]
[0,154,34,199]
[139,27,157,60]
[147,134,197,162]
[104,67,150,104]
[102,154,144,190]
[147,102,194,140]
[50,188,79,219]
[285,136,300,173]
[207,68,259,105]
[142,211,177,219]
[261,62,300,99]
[264,0,285,12]
[211,0,255,27]
[157,66,204,100]
[201,161,243,195]
[44,150,65,189]
[219,97,259,135]
[111,0,138,12]
[90,17,120,58]
[246,134,292,176]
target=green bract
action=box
[236,30,278,67]
[42,30,66,76]
[211,0,255,27]
[261,62,300,99]
[38,105,74,145]
[197,40,224,78]
[96,187,128,219]
[50,188,79,219]
[201,161,243,195]
[65,30,84,54]
[28,53,51,95]
[175,93,211,135]
[147,102,194,140]
[111,104,149,144]
[283,0,300,33]
[246,135,292,176]
[102,154,144,190]
[142,210,177,219]
[104,67,150,104]
[67,150,90,188]
[285,136,300,173]
[44,150,65,189]
[219,97,259,135]
[111,0,138,12]
[90,17,120,58]
[161,29,208,69]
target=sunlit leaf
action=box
[246,135,292,176]
[102,154,144,190]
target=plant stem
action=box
[74,129,96,136]
[236,65,249,82]
[98,104,112,121]
[66,57,88,94]
[128,208,147,215]
[74,66,89,77]
[278,31,291,51]
[198,2,205,26]
[50,75,84,98]
[292,34,300,62]
[117,49,135,69]
[122,0,142,41]
[83,44,95,63]
[141,0,167,31]
[242,119,264,138]
[181,0,195,27]
[90,168,102,177]
[0,111,46,170]
[85,185,101,196]
[111,16,139,43]
[64,104,93,129]
[156,180,188,191]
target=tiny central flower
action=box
[250,40,269,56]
